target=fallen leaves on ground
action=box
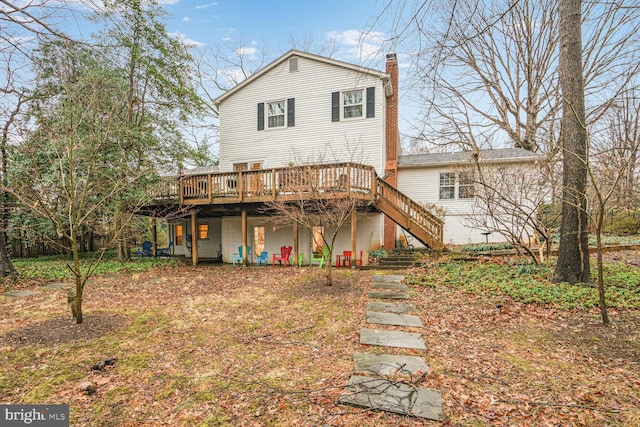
[0,259,638,426]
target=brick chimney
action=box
[383,53,399,249]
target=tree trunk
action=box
[553,0,590,284]
[0,232,16,276]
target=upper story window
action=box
[439,172,475,200]
[267,101,285,128]
[332,87,375,122]
[258,98,294,130]
[343,90,363,119]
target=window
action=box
[439,173,455,200]
[343,90,363,118]
[258,99,294,130]
[267,101,285,128]
[175,224,183,245]
[439,172,475,200]
[458,172,475,199]
[198,223,209,240]
[332,88,374,122]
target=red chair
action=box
[273,246,293,267]
[336,250,352,267]
[355,250,363,266]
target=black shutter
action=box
[257,102,264,130]
[366,86,375,118]
[287,98,295,127]
[331,91,340,122]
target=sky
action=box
[162,1,392,64]
[156,0,423,138]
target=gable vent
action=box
[289,57,299,72]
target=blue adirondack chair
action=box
[137,241,152,257]
[157,242,173,257]
[232,245,251,266]
[257,251,268,266]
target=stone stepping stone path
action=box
[340,273,442,421]
[367,291,408,299]
[353,352,429,376]
[367,301,416,313]
[339,375,442,421]
[360,327,426,350]
[366,311,423,327]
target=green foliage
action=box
[461,242,515,252]
[13,251,179,280]
[368,249,387,259]
[408,259,640,310]
[604,210,640,235]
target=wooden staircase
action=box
[375,178,444,250]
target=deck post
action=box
[152,218,157,257]
[293,221,299,266]
[191,212,198,265]
[238,171,244,202]
[272,169,276,199]
[241,209,248,266]
[351,211,357,267]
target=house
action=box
[145,50,539,263]
[397,148,543,245]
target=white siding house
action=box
[155,50,541,262]
[216,51,390,174]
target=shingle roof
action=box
[398,148,541,167]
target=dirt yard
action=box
[1,260,639,426]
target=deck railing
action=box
[178,162,376,204]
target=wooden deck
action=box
[150,162,444,249]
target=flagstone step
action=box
[367,291,409,300]
[371,282,409,290]
[360,327,426,350]
[339,375,442,420]
[367,302,416,314]
[372,274,406,283]
[353,352,430,376]
[366,311,423,327]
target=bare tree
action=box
[263,166,367,286]
[464,159,552,265]
[586,87,640,324]
[590,87,640,210]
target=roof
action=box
[214,50,390,106]
[398,148,542,167]
[183,165,219,176]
